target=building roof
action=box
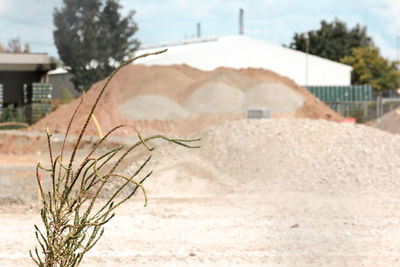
[135,35,353,86]
[48,67,69,75]
[0,52,53,71]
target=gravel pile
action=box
[185,82,304,115]
[119,94,190,120]
[185,82,244,114]
[119,82,303,120]
[243,83,304,113]
[128,119,400,196]
[372,108,400,134]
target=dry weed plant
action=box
[30,49,199,266]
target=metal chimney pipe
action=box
[239,8,244,35]
[197,23,201,38]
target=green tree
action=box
[340,45,400,91]
[53,0,139,92]
[288,18,372,62]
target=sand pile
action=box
[371,109,400,134]
[204,70,257,90]
[134,119,400,197]
[31,64,342,135]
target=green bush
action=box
[0,104,23,123]
[346,108,365,123]
[0,104,27,130]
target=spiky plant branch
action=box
[30,49,200,266]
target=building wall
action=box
[0,71,46,107]
[48,73,80,100]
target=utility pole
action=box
[239,8,244,35]
[397,35,400,66]
[197,23,201,38]
[305,33,309,87]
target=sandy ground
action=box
[2,193,400,266]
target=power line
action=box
[0,15,53,30]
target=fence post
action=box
[376,95,382,120]
[363,102,368,118]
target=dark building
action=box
[0,53,54,108]
[48,68,80,100]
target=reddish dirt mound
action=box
[31,64,200,135]
[30,64,342,135]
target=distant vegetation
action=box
[0,105,24,123]
[0,105,26,130]
[341,46,400,92]
[288,18,400,91]
[53,0,140,92]
[288,18,372,62]
[0,37,30,53]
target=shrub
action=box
[0,104,26,130]
[30,49,199,266]
[0,104,24,123]
[346,107,364,123]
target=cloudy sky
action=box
[0,0,399,61]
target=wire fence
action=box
[325,98,400,123]
[306,86,400,123]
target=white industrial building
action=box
[135,35,352,86]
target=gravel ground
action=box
[2,118,400,266]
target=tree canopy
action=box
[288,18,372,62]
[288,18,400,91]
[53,0,139,92]
[341,46,400,91]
